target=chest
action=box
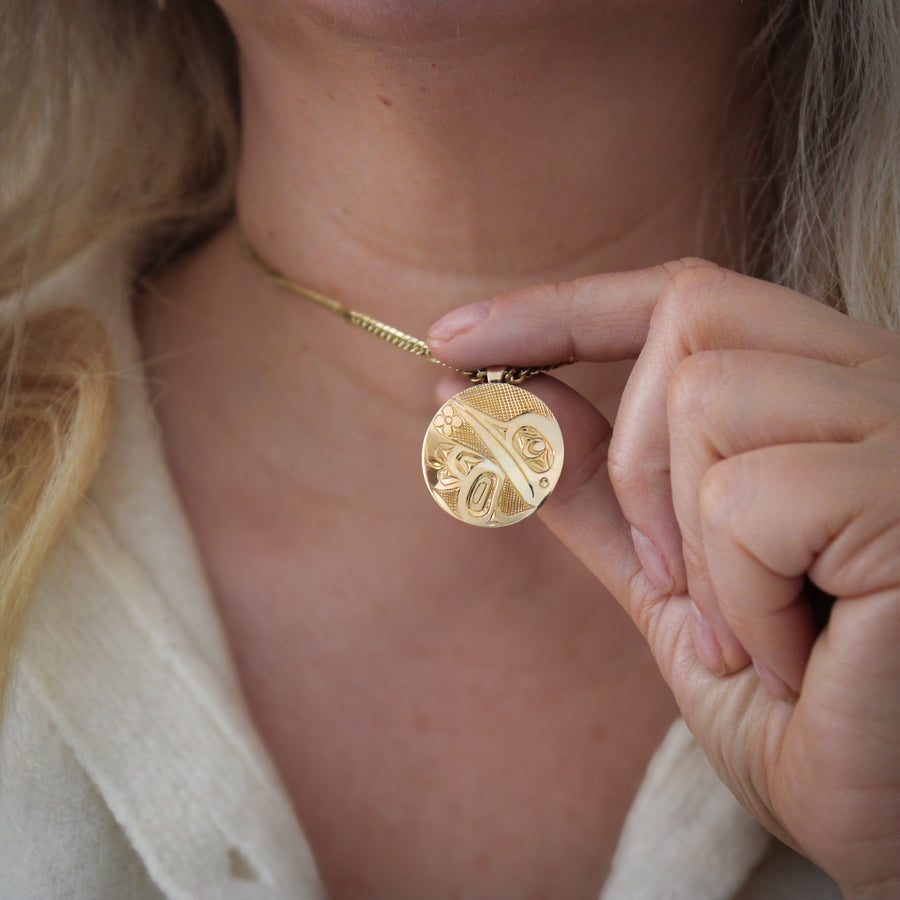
[207,507,677,900]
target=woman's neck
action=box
[226,0,762,334]
[142,1,764,495]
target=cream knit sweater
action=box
[0,244,842,899]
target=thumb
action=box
[530,376,703,702]
[527,377,654,617]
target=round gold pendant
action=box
[422,381,564,527]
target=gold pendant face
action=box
[422,382,564,527]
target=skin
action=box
[135,1,900,897]
[429,265,900,898]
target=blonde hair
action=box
[0,310,112,719]
[0,0,237,715]
[762,0,900,328]
[0,0,898,715]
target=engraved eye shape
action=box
[512,425,554,473]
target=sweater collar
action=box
[21,241,323,898]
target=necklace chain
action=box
[238,227,573,385]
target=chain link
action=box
[238,227,574,385]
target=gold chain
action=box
[237,228,574,385]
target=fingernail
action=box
[427,300,492,343]
[631,526,673,594]
[753,660,798,702]
[689,601,726,674]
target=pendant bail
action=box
[485,366,508,384]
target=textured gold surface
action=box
[422,383,564,527]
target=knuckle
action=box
[659,257,721,278]
[698,458,748,535]
[606,432,644,494]
[667,351,729,425]
[653,262,733,332]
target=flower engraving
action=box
[433,404,463,437]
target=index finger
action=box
[426,260,700,370]
[426,257,887,371]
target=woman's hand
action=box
[428,261,900,899]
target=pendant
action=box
[422,377,564,527]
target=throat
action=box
[226,0,763,330]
